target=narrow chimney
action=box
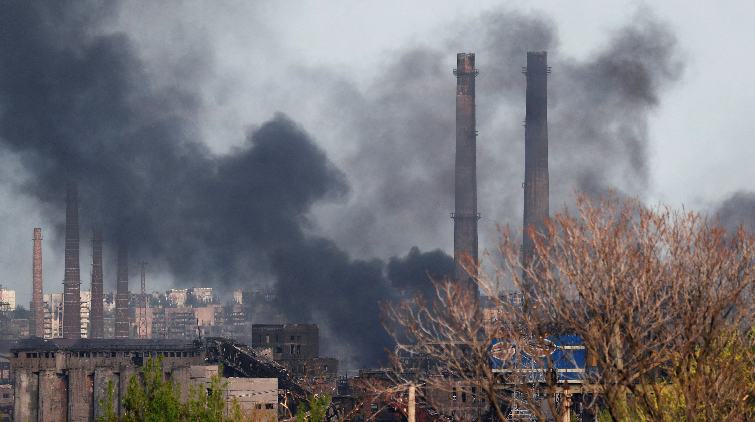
[62,182,81,339]
[29,228,44,337]
[522,51,549,287]
[115,245,129,339]
[90,228,104,339]
[452,53,479,296]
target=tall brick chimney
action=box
[522,51,549,289]
[62,182,81,339]
[29,228,44,337]
[452,53,479,296]
[90,228,104,339]
[115,245,129,339]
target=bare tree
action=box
[383,193,755,422]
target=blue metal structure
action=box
[491,335,586,382]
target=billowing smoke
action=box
[311,9,683,261]
[388,247,454,300]
[0,1,682,368]
[0,0,350,281]
[714,192,755,231]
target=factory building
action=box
[251,324,338,379]
[11,338,278,422]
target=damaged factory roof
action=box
[11,337,203,352]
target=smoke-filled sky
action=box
[1,0,753,369]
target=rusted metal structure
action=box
[138,261,148,339]
[62,183,81,339]
[30,228,44,337]
[90,228,104,339]
[522,51,550,287]
[452,53,479,296]
[115,246,129,339]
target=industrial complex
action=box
[0,51,585,422]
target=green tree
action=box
[100,356,271,422]
[186,367,229,422]
[295,395,330,422]
[98,380,119,422]
[122,356,185,422]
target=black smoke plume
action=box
[0,0,349,282]
[715,191,755,231]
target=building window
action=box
[290,345,295,355]
[452,388,457,401]
[266,335,270,343]
[2,394,8,399]
[265,403,275,409]
[462,391,466,402]
[370,403,378,413]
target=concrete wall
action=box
[38,370,66,422]
[12,340,207,422]
[93,368,118,420]
[225,377,277,419]
[13,368,37,422]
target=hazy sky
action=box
[1,1,753,363]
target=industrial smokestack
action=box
[452,53,479,296]
[522,51,549,286]
[115,245,129,339]
[29,228,44,337]
[90,228,104,339]
[62,182,81,339]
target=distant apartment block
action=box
[188,287,213,304]
[0,289,15,310]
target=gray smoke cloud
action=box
[313,8,683,261]
[0,1,682,368]
[714,191,755,231]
